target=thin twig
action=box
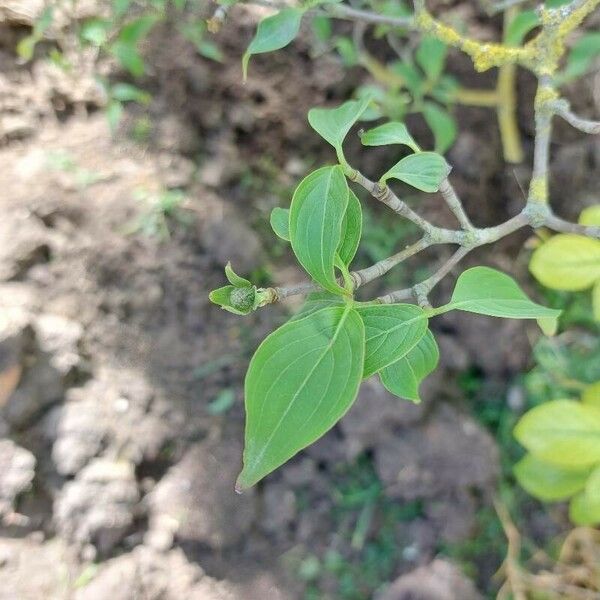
[552,100,600,134]
[378,246,470,305]
[439,179,474,230]
[545,214,600,238]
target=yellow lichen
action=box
[558,0,600,36]
[534,86,559,110]
[529,176,548,203]
[416,10,532,72]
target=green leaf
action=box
[308,96,372,157]
[415,36,447,81]
[33,6,53,36]
[242,8,304,79]
[334,36,359,66]
[311,15,332,42]
[380,151,449,192]
[593,280,600,322]
[106,100,124,133]
[16,36,37,61]
[110,83,151,104]
[207,389,236,415]
[113,0,132,18]
[359,122,419,152]
[111,41,145,76]
[442,266,561,320]
[273,190,360,267]
[289,166,349,295]
[514,454,590,501]
[292,291,344,321]
[505,10,540,46]
[529,234,600,291]
[338,190,362,266]
[422,102,457,154]
[561,32,600,82]
[118,14,158,44]
[379,329,439,403]
[514,399,600,467]
[390,62,424,97]
[270,207,290,241]
[237,306,365,489]
[356,304,427,378]
[225,262,251,287]
[80,18,111,46]
[569,490,600,526]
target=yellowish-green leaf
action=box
[582,381,600,408]
[514,399,600,467]
[237,306,365,489]
[569,490,600,526]
[579,205,600,226]
[529,234,600,291]
[514,454,590,501]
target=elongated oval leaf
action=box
[242,8,304,79]
[593,280,600,322]
[289,166,349,294]
[308,96,372,153]
[356,304,427,378]
[514,400,600,467]
[338,189,362,266]
[379,329,439,403]
[415,36,447,81]
[514,454,590,501]
[444,266,561,319]
[237,306,365,489]
[529,234,600,291]
[505,10,540,46]
[423,102,457,154]
[380,151,449,192]
[225,262,251,287]
[360,122,419,152]
[270,207,290,241]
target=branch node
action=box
[523,202,551,228]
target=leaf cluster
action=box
[209,99,560,489]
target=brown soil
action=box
[1,2,599,599]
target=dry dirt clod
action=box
[376,558,483,600]
[53,458,139,557]
[74,545,237,600]
[147,435,256,550]
[0,439,36,519]
[375,403,500,501]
